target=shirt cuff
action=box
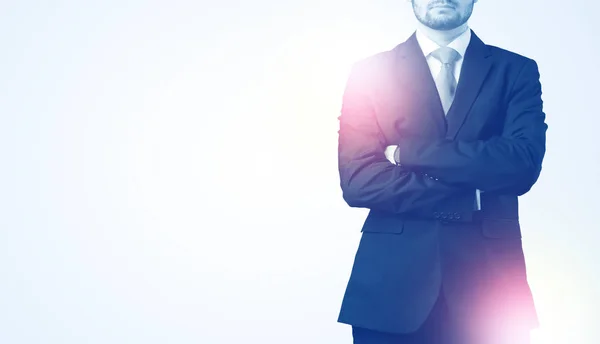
[394,145,401,165]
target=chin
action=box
[427,18,462,29]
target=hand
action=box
[385,145,398,165]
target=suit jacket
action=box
[336,30,547,334]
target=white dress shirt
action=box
[415,28,482,210]
[415,28,471,86]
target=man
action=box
[336,0,547,343]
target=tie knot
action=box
[430,47,460,65]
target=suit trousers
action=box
[351,288,530,344]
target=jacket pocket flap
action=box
[360,211,404,234]
[481,218,522,239]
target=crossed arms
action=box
[337,59,547,215]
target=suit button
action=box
[441,212,447,219]
[454,212,461,220]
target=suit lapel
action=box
[395,33,447,136]
[445,31,493,139]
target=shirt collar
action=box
[415,28,472,59]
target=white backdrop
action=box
[0,1,598,343]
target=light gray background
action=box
[1,1,597,343]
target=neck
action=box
[416,22,469,46]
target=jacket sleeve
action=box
[396,59,547,195]
[338,61,475,216]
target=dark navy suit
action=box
[337,31,546,341]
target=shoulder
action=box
[351,49,396,76]
[346,44,403,84]
[354,47,397,68]
[487,45,540,72]
[485,45,542,94]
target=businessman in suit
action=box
[336,0,547,343]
